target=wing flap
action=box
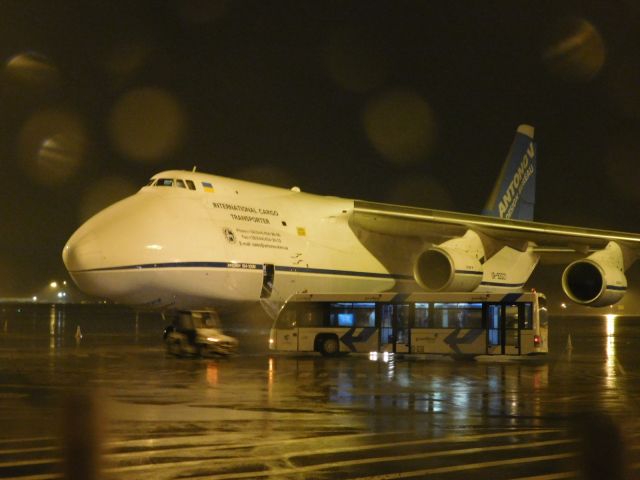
[352,200,640,253]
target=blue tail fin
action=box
[483,125,536,221]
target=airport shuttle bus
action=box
[269,291,548,357]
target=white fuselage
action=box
[63,171,400,310]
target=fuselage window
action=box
[176,179,186,188]
[156,178,173,187]
[186,180,196,190]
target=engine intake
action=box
[561,243,627,307]
[414,247,483,291]
[413,231,484,292]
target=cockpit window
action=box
[176,179,186,188]
[146,179,155,186]
[186,180,196,190]
[156,178,173,187]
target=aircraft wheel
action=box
[319,336,340,356]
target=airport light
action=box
[49,281,58,289]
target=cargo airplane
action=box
[63,126,640,314]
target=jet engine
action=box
[561,242,628,307]
[414,230,484,291]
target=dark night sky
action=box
[2,0,640,296]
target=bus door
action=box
[504,304,520,355]
[273,305,298,351]
[379,304,410,353]
[486,303,521,355]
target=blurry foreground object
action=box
[572,412,627,480]
[62,391,105,480]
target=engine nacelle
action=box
[414,230,484,292]
[561,242,627,307]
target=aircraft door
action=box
[261,263,275,299]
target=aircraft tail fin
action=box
[482,124,537,221]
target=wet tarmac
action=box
[1,304,639,479]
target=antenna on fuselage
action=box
[192,166,197,172]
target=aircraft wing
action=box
[352,200,640,258]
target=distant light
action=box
[50,281,58,289]
[606,314,616,336]
[32,296,37,302]
[560,303,567,309]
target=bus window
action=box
[433,303,482,328]
[505,305,519,329]
[415,303,430,327]
[329,303,375,327]
[539,296,548,327]
[276,308,297,329]
[299,304,325,327]
[522,303,533,329]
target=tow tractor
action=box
[163,311,238,357]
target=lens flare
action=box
[4,51,61,94]
[109,87,187,163]
[363,90,436,165]
[18,110,86,185]
[542,17,606,82]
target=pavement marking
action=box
[0,446,58,455]
[509,472,575,480]
[1,475,60,480]
[109,437,575,478]
[104,427,563,462]
[347,453,576,480]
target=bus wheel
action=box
[318,335,340,356]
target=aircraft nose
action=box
[62,229,103,273]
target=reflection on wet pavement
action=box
[0,304,639,479]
